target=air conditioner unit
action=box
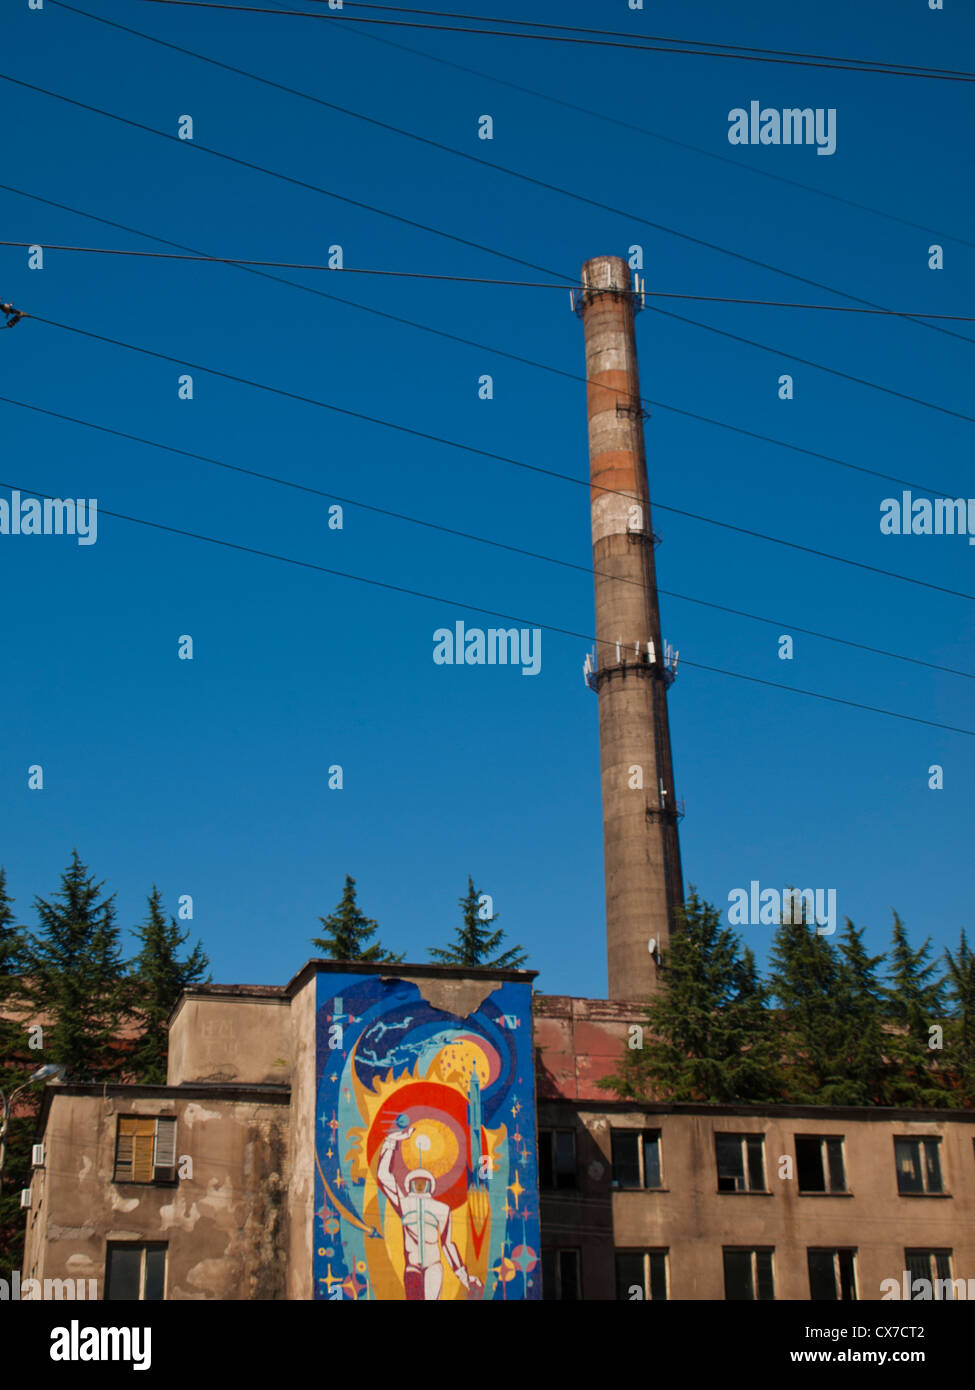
[31,1143,45,1167]
[19,1188,31,1209]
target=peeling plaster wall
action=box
[287,976,316,1299]
[168,997,291,1087]
[23,1091,290,1300]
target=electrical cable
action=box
[280,2,975,253]
[4,239,973,321]
[131,0,975,82]
[36,6,975,353]
[1,182,965,502]
[2,475,972,736]
[23,310,975,605]
[5,392,972,683]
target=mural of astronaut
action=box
[377,1127,484,1300]
[313,970,540,1301]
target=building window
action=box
[105,1244,167,1301]
[894,1137,943,1194]
[715,1133,766,1192]
[538,1129,577,1190]
[906,1250,955,1300]
[723,1248,774,1301]
[808,1249,857,1300]
[113,1116,178,1184]
[611,1130,662,1189]
[796,1136,847,1193]
[616,1250,667,1300]
[541,1249,581,1300]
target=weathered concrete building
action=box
[22,962,541,1301]
[534,996,975,1300]
[20,983,975,1300]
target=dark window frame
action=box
[615,1249,668,1300]
[723,1247,774,1300]
[796,1135,847,1194]
[541,1247,581,1300]
[894,1136,945,1196]
[538,1128,577,1191]
[715,1133,767,1193]
[807,1248,857,1301]
[105,1242,167,1301]
[611,1129,664,1190]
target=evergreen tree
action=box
[23,851,127,1082]
[128,888,210,1085]
[834,919,891,1106]
[884,912,947,1106]
[943,929,975,1106]
[767,897,854,1104]
[429,877,528,969]
[0,869,33,1281]
[311,876,403,963]
[597,889,782,1104]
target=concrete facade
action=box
[579,255,683,1001]
[21,962,540,1301]
[20,984,975,1301]
[534,995,975,1300]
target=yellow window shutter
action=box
[116,1117,157,1182]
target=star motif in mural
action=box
[513,1128,522,1146]
[318,1111,329,1129]
[508,1172,524,1210]
[321,1264,343,1293]
[328,1114,339,1134]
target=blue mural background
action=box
[313,971,540,1300]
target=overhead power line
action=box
[1,475,971,737]
[327,1,975,79]
[1,182,963,503]
[132,0,975,81]
[21,310,975,606]
[3,240,972,322]
[4,391,972,684]
[39,6,975,352]
[294,2,975,253]
[0,73,570,285]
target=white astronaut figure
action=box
[377,1126,483,1301]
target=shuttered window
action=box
[114,1117,177,1183]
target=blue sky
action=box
[2,0,974,997]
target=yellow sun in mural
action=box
[400,1119,459,1179]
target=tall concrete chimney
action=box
[577,254,683,1000]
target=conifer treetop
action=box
[428,876,527,969]
[311,876,403,963]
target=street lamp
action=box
[0,1063,66,1178]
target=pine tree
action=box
[943,929,975,1106]
[884,912,947,1106]
[23,851,127,1082]
[128,888,210,1085]
[311,876,403,963]
[597,889,782,1104]
[0,868,33,1281]
[429,877,528,968]
[767,898,852,1104]
[835,919,891,1106]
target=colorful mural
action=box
[314,970,540,1300]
